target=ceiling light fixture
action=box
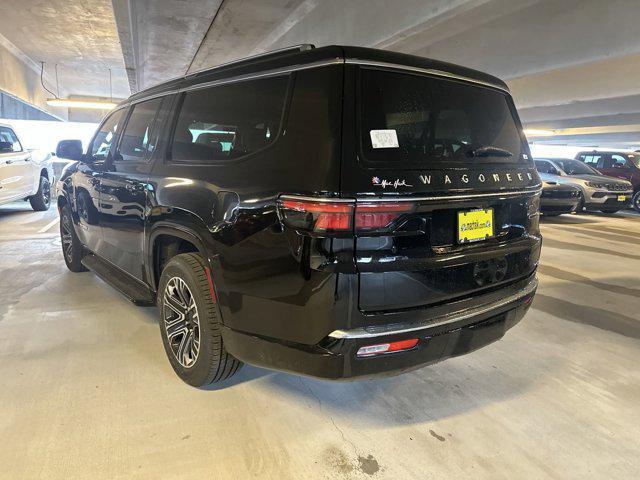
[46,98,117,110]
[524,129,555,137]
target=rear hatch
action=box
[341,65,541,313]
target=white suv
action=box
[0,123,54,211]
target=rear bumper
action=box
[221,276,537,380]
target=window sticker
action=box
[370,129,399,149]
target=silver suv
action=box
[534,158,633,213]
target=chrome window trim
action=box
[119,57,507,107]
[120,58,344,107]
[179,58,343,94]
[345,59,510,93]
[329,277,538,339]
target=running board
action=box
[81,253,155,306]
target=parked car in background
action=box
[539,180,581,216]
[0,123,54,211]
[55,45,541,387]
[575,150,640,211]
[534,157,632,213]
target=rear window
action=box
[171,75,289,163]
[359,69,525,166]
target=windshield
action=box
[359,68,525,166]
[556,159,599,175]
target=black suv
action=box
[55,45,541,387]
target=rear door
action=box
[99,97,166,280]
[604,154,634,182]
[341,65,541,313]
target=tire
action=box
[29,175,51,211]
[59,205,87,272]
[575,193,585,213]
[157,253,242,387]
[600,209,620,214]
[633,191,640,212]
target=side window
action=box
[0,127,23,152]
[117,97,164,162]
[170,75,289,163]
[611,154,628,168]
[90,109,126,161]
[601,155,614,168]
[535,160,556,175]
[582,155,602,167]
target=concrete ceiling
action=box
[2,0,640,148]
[112,0,222,92]
[0,0,129,100]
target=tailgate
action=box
[340,63,542,313]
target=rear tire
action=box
[29,175,51,211]
[60,205,87,272]
[157,253,242,387]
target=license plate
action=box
[618,195,626,201]
[458,208,494,243]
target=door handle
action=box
[5,159,13,164]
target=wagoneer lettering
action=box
[55,45,541,387]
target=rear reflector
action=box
[356,338,419,357]
[355,202,415,231]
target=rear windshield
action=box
[359,69,525,166]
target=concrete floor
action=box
[0,201,639,479]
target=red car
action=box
[575,150,640,211]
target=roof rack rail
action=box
[186,44,316,77]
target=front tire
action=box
[157,253,242,387]
[29,175,51,211]
[633,191,640,212]
[60,205,87,272]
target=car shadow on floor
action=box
[201,333,562,426]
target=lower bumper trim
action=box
[329,276,538,339]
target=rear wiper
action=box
[466,146,513,158]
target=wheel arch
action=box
[147,222,214,292]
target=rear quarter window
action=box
[358,68,525,167]
[170,75,290,163]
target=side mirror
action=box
[0,141,13,153]
[56,139,84,161]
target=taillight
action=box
[278,196,416,235]
[278,198,355,234]
[355,202,415,231]
[356,338,419,357]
